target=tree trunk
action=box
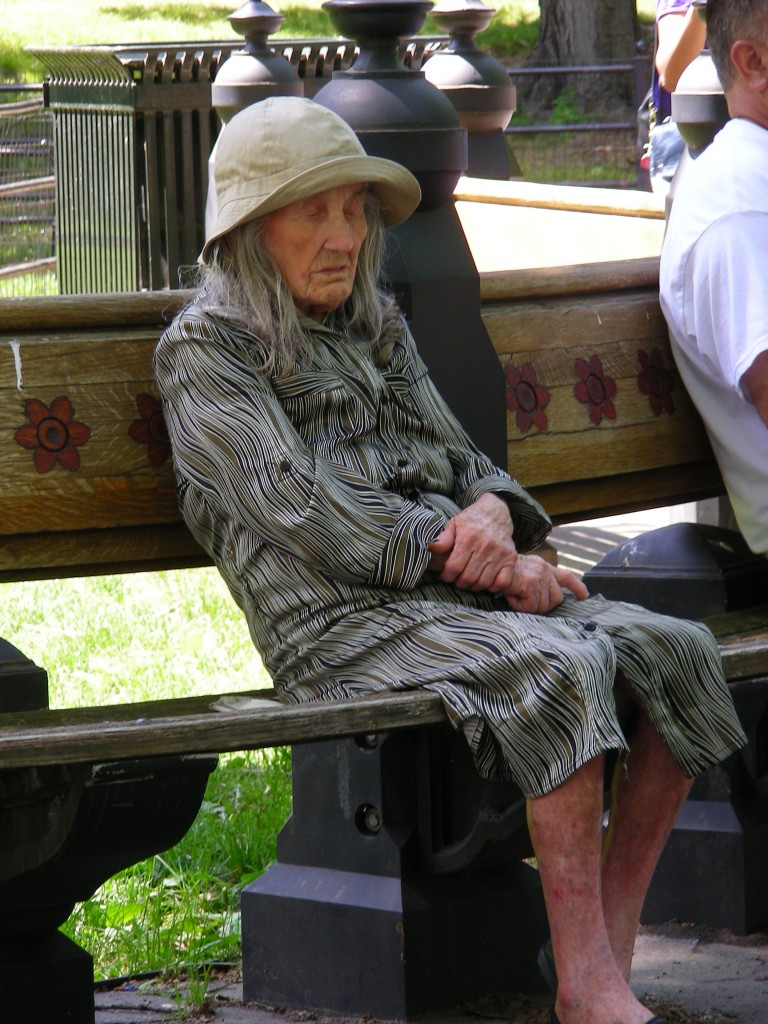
[525,0,640,116]
[535,0,638,63]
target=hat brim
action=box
[201,154,421,263]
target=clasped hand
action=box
[427,493,588,614]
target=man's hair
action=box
[194,193,405,377]
[707,0,768,90]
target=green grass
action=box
[0,569,291,982]
[64,747,292,981]
[0,268,57,296]
[0,568,268,707]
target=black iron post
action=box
[240,3,546,1018]
[423,0,521,179]
[665,0,728,209]
[207,2,303,242]
[671,49,728,155]
[210,1,303,123]
[314,0,507,467]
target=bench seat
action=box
[0,604,764,771]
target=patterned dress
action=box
[154,306,746,798]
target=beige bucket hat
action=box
[201,96,422,263]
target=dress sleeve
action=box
[397,329,552,552]
[154,312,447,591]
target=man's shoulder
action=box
[708,118,768,178]
[666,120,768,234]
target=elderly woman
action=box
[155,96,745,1024]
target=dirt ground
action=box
[95,921,768,1024]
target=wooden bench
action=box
[0,262,765,740]
[0,261,764,762]
[0,258,766,1023]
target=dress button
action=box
[583,621,597,632]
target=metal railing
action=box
[0,88,55,296]
[0,48,652,296]
[504,57,650,189]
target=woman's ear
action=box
[730,38,768,92]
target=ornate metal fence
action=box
[0,48,650,297]
[0,91,55,297]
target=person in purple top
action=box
[649,0,707,191]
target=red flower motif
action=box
[14,396,91,473]
[574,355,617,425]
[637,348,675,416]
[129,393,171,466]
[505,362,550,434]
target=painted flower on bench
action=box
[14,396,91,473]
[505,362,550,433]
[574,355,617,425]
[636,348,675,416]
[129,393,171,466]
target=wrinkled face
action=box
[262,184,369,322]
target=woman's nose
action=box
[324,212,355,250]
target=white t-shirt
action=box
[660,116,768,554]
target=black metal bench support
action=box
[242,728,549,1019]
[0,637,219,1024]
[642,677,768,934]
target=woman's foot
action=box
[552,959,663,1024]
[550,1015,667,1024]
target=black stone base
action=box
[642,675,768,935]
[642,796,768,934]
[2,930,94,1024]
[242,858,547,1020]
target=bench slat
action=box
[703,605,768,681]
[0,689,448,769]
[0,524,208,582]
[0,608,764,770]
[0,269,726,580]
[534,462,723,523]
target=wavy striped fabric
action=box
[154,306,746,797]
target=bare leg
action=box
[601,707,693,980]
[528,754,656,1024]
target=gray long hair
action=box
[195,193,406,377]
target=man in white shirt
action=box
[660,0,768,555]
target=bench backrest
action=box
[0,257,723,582]
[483,257,722,521]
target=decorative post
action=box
[207,2,303,241]
[240,3,546,1020]
[211,0,303,123]
[313,0,507,467]
[423,0,520,179]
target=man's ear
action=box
[730,38,768,92]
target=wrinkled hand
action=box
[502,554,588,614]
[428,493,520,594]
[428,493,588,614]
